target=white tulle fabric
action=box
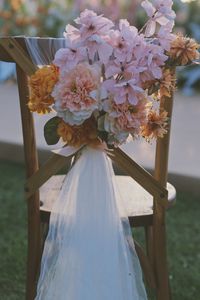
[25,37,67,66]
[36,147,147,300]
[24,38,147,300]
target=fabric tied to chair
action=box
[35,146,147,300]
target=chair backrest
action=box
[0,36,174,299]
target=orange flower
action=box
[57,117,98,147]
[28,65,59,114]
[169,34,200,65]
[159,68,176,98]
[11,0,24,11]
[141,110,168,140]
[142,68,176,98]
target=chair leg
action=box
[153,211,171,300]
[40,222,49,253]
[26,195,41,300]
[145,226,154,266]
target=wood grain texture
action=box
[25,153,73,199]
[16,66,40,300]
[135,241,156,289]
[152,91,175,300]
[0,36,65,63]
[108,147,169,208]
[39,175,175,227]
[0,37,37,75]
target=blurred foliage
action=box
[0,0,200,92]
[0,0,137,37]
[1,0,200,38]
[0,0,71,37]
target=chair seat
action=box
[40,175,176,227]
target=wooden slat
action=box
[0,43,13,61]
[154,95,174,185]
[0,37,37,75]
[109,147,168,207]
[135,241,156,289]
[16,66,40,300]
[38,174,155,225]
[25,153,74,199]
[0,36,66,63]
[152,91,175,300]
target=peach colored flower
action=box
[28,65,59,114]
[115,100,148,133]
[169,34,200,65]
[141,110,168,140]
[53,63,100,125]
[103,97,150,144]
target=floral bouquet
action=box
[28,1,199,151]
[26,2,199,299]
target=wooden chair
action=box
[0,37,176,300]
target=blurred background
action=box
[0,0,200,93]
[0,1,200,300]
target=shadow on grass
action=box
[0,160,199,299]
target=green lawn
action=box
[0,160,199,300]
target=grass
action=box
[0,160,199,300]
[0,160,26,300]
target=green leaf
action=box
[44,116,61,145]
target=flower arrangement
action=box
[28,0,199,148]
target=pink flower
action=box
[105,60,122,78]
[75,9,114,40]
[154,0,176,21]
[142,0,175,22]
[156,22,176,51]
[116,99,148,133]
[147,44,168,78]
[52,63,100,125]
[133,42,168,81]
[141,0,156,18]
[114,79,144,105]
[105,59,134,79]
[71,10,114,63]
[53,40,86,72]
[86,34,113,63]
[102,97,150,144]
[141,0,176,37]
[64,24,80,41]
[108,20,139,62]
[103,78,145,105]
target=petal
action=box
[145,20,156,37]
[105,64,120,78]
[152,66,162,79]
[114,93,125,104]
[119,19,130,30]
[141,0,156,17]
[98,42,113,64]
[128,93,138,105]
[156,15,170,26]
